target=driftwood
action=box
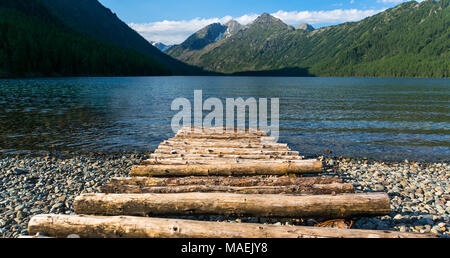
[28,215,436,238]
[149,153,304,160]
[158,144,289,151]
[160,140,288,148]
[177,127,268,135]
[154,148,299,155]
[73,193,390,219]
[100,183,354,195]
[141,159,313,166]
[175,133,275,140]
[109,176,344,187]
[130,161,323,177]
[166,137,278,144]
[102,176,351,195]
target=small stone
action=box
[393,214,403,220]
[14,204,25,212]
[50,202,64,212]
[14,168,29,175]
[56,196,66,202]
[373,184,385,191]
[399,225,407,232]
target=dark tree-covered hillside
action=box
[0,0,171,77]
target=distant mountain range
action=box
[0,0,447,78]
[168,0,449,78]
[151,41,173,52]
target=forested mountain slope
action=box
[169,0,449,78]
[39,0,209,75]
[0,0,170,77]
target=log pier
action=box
[26,127,436,238]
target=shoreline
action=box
[0,153,448,238]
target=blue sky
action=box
[98,0,417,44]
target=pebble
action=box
[0,153,146,238]
[329,157,449,238]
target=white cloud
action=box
[130,8,384,45]
[271,9,383,25]
[129,18,228,46]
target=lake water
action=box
[0,76,448,161]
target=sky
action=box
[98,0,420,45]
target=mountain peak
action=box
[150,41,172,52]
[224,20,243,38]
[253,12,285,25]
[224,20,240,27]
[296,23,315,31]
[173,22,227,51]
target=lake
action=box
[0,76,448,161]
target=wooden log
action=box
[157,144,290,151]
[28,215,436,238]
[160,140,288,148]
[154,148,299,156]
[100,183,354,195]
[110,176,343,187]
[130,161,323,177]
[149,153,304,160]
[73,193,390,219]
[179,125,266,132]
[177,129,267,136]
[141,159,312,166]
[175,134,276,141]
[167,137,276,144]
[169,133,272,139]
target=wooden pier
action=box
[27,127,436,238]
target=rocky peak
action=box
[253,13,285,25]
[223,20,243,38]
[296,23,315,31]
[178,22,227,50]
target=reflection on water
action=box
[0,76,448,161]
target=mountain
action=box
[296,23,315,31]
[167,23,228,59]
[151,42,172,52]
[168,0,449,78]
[39,0,208,75]
[167,20,246,63]
[0,0,170,77]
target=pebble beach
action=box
[0,153,448,238]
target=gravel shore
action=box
[0,153,448,238]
